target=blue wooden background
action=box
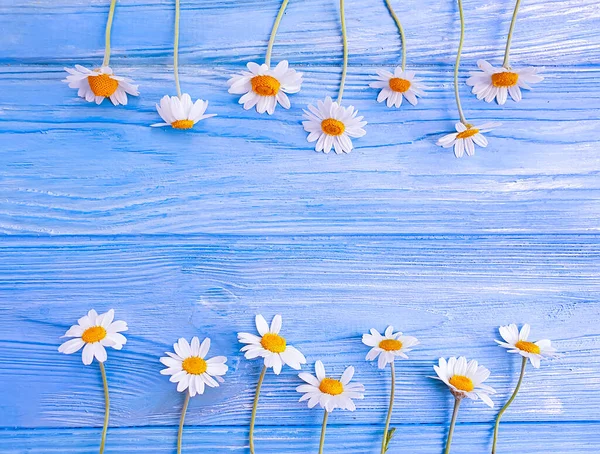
[1,0,600,452]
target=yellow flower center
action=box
[456,128,479,139]
[251,75,281,96]
[388,77,411,93]
[261,333,287,353]
[515,340,541,354]
[449,375,474,392]
[491,72,519,87]
[319,378,344,396]
[321,118,345,136]
[182,356,208,375]
[87,74,119,97]
[171,120,195,130]
[81,326,107,344]
[379,339,403,351]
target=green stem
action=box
[383,0,406,71]
[318,411,329,454]
[503,0,522,69]
[177,392,191,454]
[454,0,467,125]
[492,357,527,454]
[265,0,290,67]
[444,397,461,454]
[173,0,182,97]
[337,0,348,104]
[98,362,110,454]
[249,365,267,454]
[380,362,396,454]
[102,0,118,67]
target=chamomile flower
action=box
[303,96,367,154]
[238,314,306,375]
[432,357,496,408]
[370,68,426,108]
[495,324,556,369]
[227,61,302,115]
[58,309,128,365]
[466,60,544,105]
[362,326,419,369]
[151,93,216,130]
[160,337,228,397]
[63,65,139,106]
[436,121,501,158]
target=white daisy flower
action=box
[227,61,302,115]
[297,360,365,412]
[151,93,216,130]
[436,121,501,158]
[362,326,419,369]
[160,337,228,397]
[302,96,367,154]
[495,324,556,369]
[432,357,496,408]
[58,309,128,365]
[238,314,306,375]
[466,60,544,105]
[63,65,139,106]
[370,68,426,108]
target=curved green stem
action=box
[337,0,348,104]
[444,397,461,454]
[98,362,110,454]
[503,0,522,69]
[177,393,191,454]
[173,0,182,97]
[380,362,396,454]
[318,411,329,454]
[102,0,118,67]
[454,0,467,125]
[492,357,527,454]
[249,365,267,454]
[265,0,290,67]
[383,0,406,71]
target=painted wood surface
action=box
[1,0,600,452]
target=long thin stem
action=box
[173,0,182,97]
[337,0,348,104]
[492,357,527,454]
[380,362,396,454]
[454,0,467,125]
[98,362,110,454]
[249,365,267,454]
[503,0,522,69]
[102,0,118,67]
[177,393,191,454]
[444,397,461,454]
[383,0,406,71]
[265,0,290,67]
[318,411,329,454]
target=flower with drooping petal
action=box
[370,68,426,108]
[495,324,556,369]
[297,360,365,412]
[58,309,128,365]
[238,314,306,375]
[151,93,216,129]
[160,336,228,397]
[303,96,367,154]
[63,65,139,106]
[436,121,501,158]
[227,61,303,115]
[432,357,496,407]
[466,60,543,105]
[362,326,419,369]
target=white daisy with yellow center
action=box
[63,65,139,106]
[362,326,419,369]
[151,93,216,130]
[370,68,426,108]
[432,357,496,407]
[436,121,501,158]
[58,309,128,365]
[297,360,365,413]
[227,61,302,115]
[160,337,228,397]
[466,60,544,105]
[495,323,556,369]
[303,96,367,154]
[238,314,306,375]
